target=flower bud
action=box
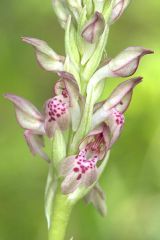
[110,0,131,24]
[90,47,153,85]
[81,12,105,43]
[107,47,153,77]
[22,37,65,72]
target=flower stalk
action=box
[48,184,73,240]
[5,0,153,239]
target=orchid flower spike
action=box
[5,0,153,236]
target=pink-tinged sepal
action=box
[81,12,105,44]
[107,47,153,77]
[44,95,70,138]
[24,130,50,163]
[85,183,107,216]
[4,94,44,131]
[110,0,131,24]
[103,77,142,112]
[22,37,65,72]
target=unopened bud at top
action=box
[81,12,105,44]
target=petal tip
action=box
[4,93,16,101]
[143,49,154,55]
[21,36,41,47]
[21,36,31,44]
[134,76,143,84]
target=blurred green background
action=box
[0,1,160,239]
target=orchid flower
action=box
[4,76,80,161]
[4,94,49,161]
[92,76,142,129]
[61,124,109,194]
[5,1,153,240]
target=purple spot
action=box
[73,167,79,172]
[77,174,82,180]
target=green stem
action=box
[48,185,73,240]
